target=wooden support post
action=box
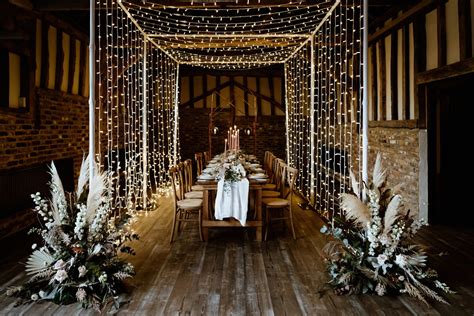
[78,40,86,96]
[40,22,49,89]
[256,77,262,116]
[414,14,427,126]
[379,40,387,121]
[202,75,207,108]
[268,77,276,116]
[189,75,194,108]
[54,30,64,91]
[403,24,410,120]
[244,76,249,116]
[390,31,398,120]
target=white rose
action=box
[31,294,39,301]
[54,269,68,283]
[78,265,87,278]
[54,259,67,270]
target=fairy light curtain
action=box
[93,0,365,220]
[285,0,363,221]
[97,0,180,211]
[119,0,336,69]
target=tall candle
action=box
[224,138,227,152]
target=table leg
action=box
[255,188,262,241]
[202,188,209,241]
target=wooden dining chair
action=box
[262,166,299,240]
[183,160,203,199]
[169,165,203,243]
[203,151,210,166]
[262,153,277,191]
[262,159,285,198]
[195,152,204,176]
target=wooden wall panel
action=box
[8,53,21,108]
[426,10,438,70]
[83,49,89,97]
[180,77,189,104]
[259,78,271,116]
[446,0,461,64]
[193,76,203,108]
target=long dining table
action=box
[197,178,265,241]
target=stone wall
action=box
[368,127,420,215]
[179,108,286,163]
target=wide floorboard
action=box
[0,194,473,315]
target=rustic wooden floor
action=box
[0,194,473,315]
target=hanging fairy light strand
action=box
[95,0,363,218]
[97,0,180,212]
[285,0,362,222]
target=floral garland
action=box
[216,153,247,193]
[6,156,138,310]
[321,154,454,305]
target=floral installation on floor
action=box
[6,156,139,310]
[320,153,454,305]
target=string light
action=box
[95,0,363,221]
[285,0,362,223]
[98,0,180,211]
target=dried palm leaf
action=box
[349,169,360,198]
[76,154,90,200]
[372,153,387,188]
[26,249,55,276]
[340,193,370,227]
[86,166,106,224]
[383,195,402,234]
[49,162,66,224]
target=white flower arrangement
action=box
[321,154,454,305]
[6,156,138,310]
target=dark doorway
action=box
[427,73,474,226]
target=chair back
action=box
[195,153,204,176]
[286,166,299,199]
[203,151,210,165]
[183,159,194,193]
[275,159,287,195]
[169,166,181,207]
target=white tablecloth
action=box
[214,178,249,226]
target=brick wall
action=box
[0,88,89,237]
[368,127,420,215]
[179,108,286,163]
[0,88,89,180]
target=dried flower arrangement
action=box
[321,154,454,305]
[6,156,138,310]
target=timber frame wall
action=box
[368,0,474,128]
